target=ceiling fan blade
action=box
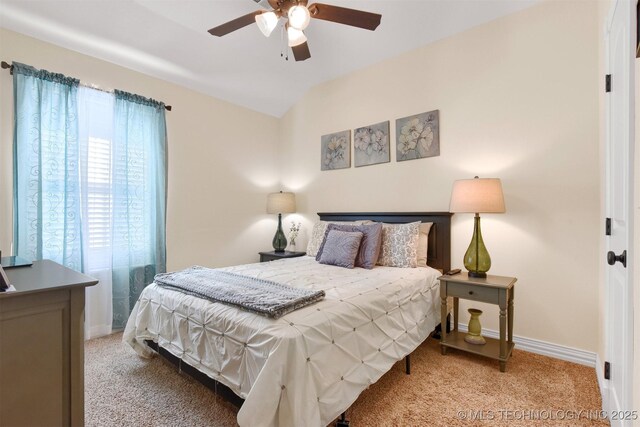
[308,3,381,31]
[208,11,261,37]
[292,42,311,61]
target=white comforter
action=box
[124,256,442,427]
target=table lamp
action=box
[266,191,296,252]
[449,176,505,278]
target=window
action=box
[13,64,167,334]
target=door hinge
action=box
[605,218,611,236]
[604,361,610,380]
[606,75,612,92]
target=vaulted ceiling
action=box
[0,0,538,116]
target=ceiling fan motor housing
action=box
[252,0,274,9]
[255,0,310,13]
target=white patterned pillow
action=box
[306,220,370,257]
[377,221,421,268]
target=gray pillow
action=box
[316,223,383,269]
[318,230,364,269]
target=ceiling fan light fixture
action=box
[287,26,307,47]
[288,5,310,30]
[255,11,278,37]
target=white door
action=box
[605,0,635,422]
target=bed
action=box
[123,212,452,427]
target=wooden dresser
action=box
[0,260,98,427]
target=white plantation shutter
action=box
[86,137,111,251]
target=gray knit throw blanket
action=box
[154,266,325,319]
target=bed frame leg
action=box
[336,412,349,427]
[405,355,411,375]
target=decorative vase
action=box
[289,240,297,252]
[463,213,491,278]
[464,308,486,345]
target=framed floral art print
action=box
[321,130,351,171]
[354,121,390,167]
[396,110,440,162]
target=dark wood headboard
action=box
[317,212,452,273]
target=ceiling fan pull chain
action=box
[280,23,284,58]
[279,23,288,61]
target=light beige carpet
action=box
[86,333,608,426]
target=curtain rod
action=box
[1,61,172,111]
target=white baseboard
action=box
[456,323,597,367]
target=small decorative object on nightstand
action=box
[464,308,486,345]
[438,272,517,372]
[266,191,296,252]
[259,250,306,263]
[288,221,301,252]
[449,176,505,278]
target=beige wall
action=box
[280,0,601,352]
[0,28,281,270]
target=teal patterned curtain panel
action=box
[111,90,167,329]
[12,62,83,271]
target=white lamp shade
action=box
[287,26,307,47]
[256,11,278,37]
[267,192,296,214]
[288,5,310,30]
[449,177,506,213]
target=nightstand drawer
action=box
[446,281,499,304]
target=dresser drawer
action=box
[446,281,499,304]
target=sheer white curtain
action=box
[78,87,115,339]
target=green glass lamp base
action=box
[463,213,492,278]
[272,213,288,252]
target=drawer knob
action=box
[468,291,474,295]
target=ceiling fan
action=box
[208,0,382,62]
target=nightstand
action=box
[259,250,306,262]
[438,272,517,372]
